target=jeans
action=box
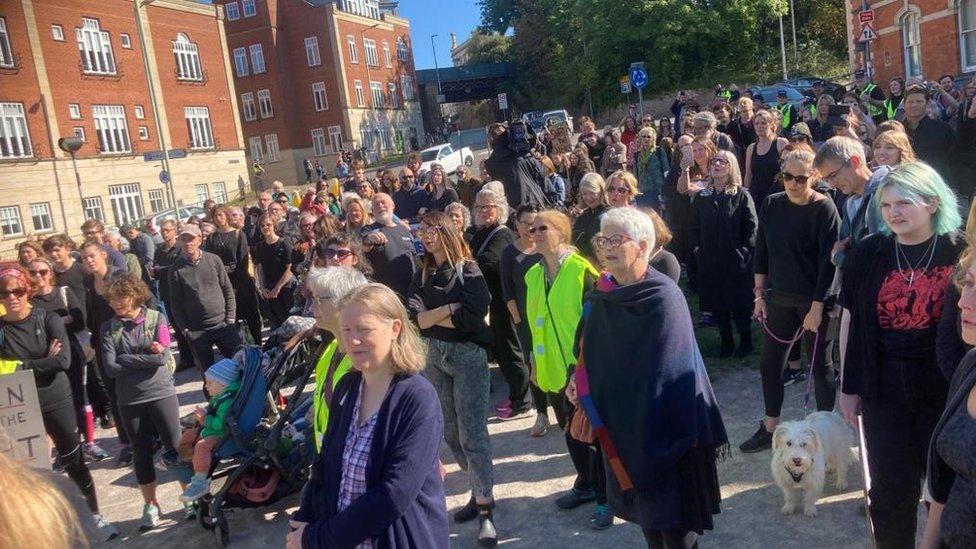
[185,323,243,377]
[422,338,494,500]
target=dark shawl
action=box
[927,348,976,502]
[576,269,728,490]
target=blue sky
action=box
[399,0,482,69]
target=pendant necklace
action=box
[895,234,938,287]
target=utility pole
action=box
[789,0,799,71]
[431,34,443,122]
[779,16,789,81]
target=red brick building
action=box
[0,0,246,256]
[216,0,424,186]
[846,0,976,85]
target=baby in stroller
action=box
[180,358,242,502]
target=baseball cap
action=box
[179,225,202,239]
[777,89,788,97]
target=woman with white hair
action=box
[444,201,473,240]
[471,188,530,421]
[570,172,610,265]
[691,150,758,358]
[571,207,727,547]
[304,266,369,453]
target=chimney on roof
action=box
[450,32,457,50]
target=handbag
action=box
[569,405,596,444]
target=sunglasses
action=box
[528,225,550,234]
[322,248,353,260]
[28,268,49,277]
[0,287,28,299]
[780,172,812,184]
[710,158,730,166]
[608,186,631,195]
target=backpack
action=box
[109,309,175,374]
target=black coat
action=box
[483,136,547,210]
[691,185,757,312]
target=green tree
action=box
[462,30,512,65]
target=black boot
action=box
[734,331,753,358]
[454,495,478,523]
[477,503,498,547]
[719,330,735,359]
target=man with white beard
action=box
[362,193,417,298]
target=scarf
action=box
[576,270,728,491]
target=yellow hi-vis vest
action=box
[860,83,884,117]
[0,359,21,375]
[524,253,598,393]
[883,97,903,120]
[312,339,352,452]
[776,103,793,128]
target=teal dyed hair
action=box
[873,162,962,236]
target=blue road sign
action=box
[159,170,170,184]
[629,65,648,90]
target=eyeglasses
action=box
[321,248,353,260]
[416,226,443,237]
[608,185,631,195]
[821,163,848,182]
[310,294,336,307]
[710,158,730,166]
[0,288,28,299]
[780,172,812,184]
[592,234,633,250]
[474,204,496,212]
[528,225,550,234]
[28,269,49,277]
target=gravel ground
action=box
[81,353,910,549]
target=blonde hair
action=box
[710,149,743,190]
[873,129,917,165]
[338,283,427,375]
[0,450,88,548]
[535,209,572,245]
[607,170,641,198]
[576,172,609,209]
[753,109,778,136]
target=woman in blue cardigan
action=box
[287,283,449,549]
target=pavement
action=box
[82,348,910,549]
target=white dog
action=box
[771,411,855,517]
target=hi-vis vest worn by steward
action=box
[525,252,598,393]
[312,339,352,452]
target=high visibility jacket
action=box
[718,90,732,102]
[883,97,903,120]
[859,84,885,117]
[775,103,794,129]
[312,339,352,452]
[524,253,598,393]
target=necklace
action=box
[895,234,938,287]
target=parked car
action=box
[523,109,575,134]
[784,77,848,101]
[748,85,807,109]
[135,206,205,243]
[418,143,474,176]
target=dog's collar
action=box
[785,463,806,483]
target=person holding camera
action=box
[484,122,549,210]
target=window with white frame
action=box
[359,124,373,150]
[249,44,265,73]
[388,83,398,108]
[241,92,256,121]
[69,103,81,119]
[347,35,358,63]
[401,75,414,101]
[901,11,922,78]
[108,183,144,226]
[138,126,148,140]
[29,202,54,233]
[242,0,256,17]
[0,18,13,69]
[120,33,131,49]
[213,181,227,203]
[74,126,86,141]
[135,105,144,119]
[961,0,976,71]
[184,106,214,149]
[354,80,365,107]
[257,89,273,118]
[148,188,166,212]
[173,33,203,81]
[233,47,248,77]
[328,126,342,153]
[93,105,131,154]
[76,18,116,75]
[264,134,280,162]
[195,184,210,204]
[312,82,328,111]
[52,24,65,42]
[249,135,263,162]
[340,0,380,19]
[305,36,321,67]
[370,81,385,107]
[396,37,407,61]
[225,2,240,21]
[82,197,104,222]
[0,206,23,237]
[383,42,391,67]
[378,125,391,149]
[311,128,327,156]
[0,102,33,159]
[364,39,378,66]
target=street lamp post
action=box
[57,137,85,219]
[431,33,443,97]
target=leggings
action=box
[550,391,607,505]
[119,394,182,486]
[43,404,98,513]
[758,297,835,418]
[231,271,263,345]
[642,528,697,549]
[488,305,528,407]
[66,338,94,443]
[94,350,129,446]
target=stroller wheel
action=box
[213,512,229,547]
[197,497,213,531]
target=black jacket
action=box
[691,186,758,312]
[484,136,548,210]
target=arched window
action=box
[901,10,922,78]
[173,33,203,81]
[961,0,976,71]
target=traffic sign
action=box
[158,170,170,183]
[858,10,874,24]
[497,92,508,110]
[629,64,648,91]
[858,23,878,43]
[620,75,631,94]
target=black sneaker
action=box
[739,422,774,453]
[477,504,498,547]
[782,368,807,386]
[454,495,479,523]
[555,488,596,510]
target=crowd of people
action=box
[3,69,976,549]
